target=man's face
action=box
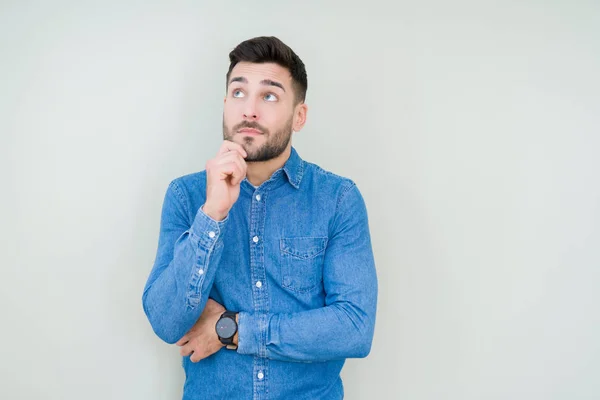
[222,62,302,162]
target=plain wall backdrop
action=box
[2,1,599,399]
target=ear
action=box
[292,103,308,132]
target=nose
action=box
[243,98,259,121]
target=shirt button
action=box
[253,236,259,243]
[208,231,216,238]
[255,281,262,288]
[255,194,261,201]
[198,269,204,275]
[257,371,264,380]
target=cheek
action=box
[223,102,234,115]
[257,104,282,125]
[223,104,238,124]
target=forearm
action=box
[143,205,227,344]
[237,298,377,362]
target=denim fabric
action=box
[142,148,378,400]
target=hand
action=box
[176,298,226,362]
[203,141,248,221]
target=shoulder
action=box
[302,161,358,206]
[169,170,207,194]
[163,171,207,215]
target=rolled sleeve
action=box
[236,312,268,357]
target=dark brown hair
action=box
[226,36,307,104]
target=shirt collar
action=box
[241,147,305,194]
[282,147,304,189]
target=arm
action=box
[142,180,228,344]
[236,184,378,362]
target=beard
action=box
[222,116,294,162]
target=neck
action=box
[246,146,292,187]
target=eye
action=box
[232,89,245,98]
[264,93,278,102]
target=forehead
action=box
[229,62,292,88]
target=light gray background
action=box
[2,1,599,399]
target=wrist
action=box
[216,311,239,350]
[201,204,228,222]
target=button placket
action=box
[250,186,268,396]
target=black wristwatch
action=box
[215,311,238,350]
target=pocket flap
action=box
[280,237,328,259]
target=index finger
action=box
[175,335,189,346]
[218,140,247,158]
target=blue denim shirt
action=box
[142,148,378,400]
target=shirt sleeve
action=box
[236,183,378,362]
[142,179,229,344]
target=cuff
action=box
[237,312,268,357]
[190,205,229,250]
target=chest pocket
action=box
[280,237,328,293]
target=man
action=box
[142,36,378,400]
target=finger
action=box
[190,349,203,363]
[217,153,247,184]
[218,140,247,158]
[214,162,241,180]
[221,154,247,185]
[212,152,247,184]
[179,342,193,357]
[175,336,188,346]
[215,162,245,185]
[215,151,246,165]
[229,160,247,185]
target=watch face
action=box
[216,316,237,338]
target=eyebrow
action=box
[229,76,286,92]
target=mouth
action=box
[238,128,263,136]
